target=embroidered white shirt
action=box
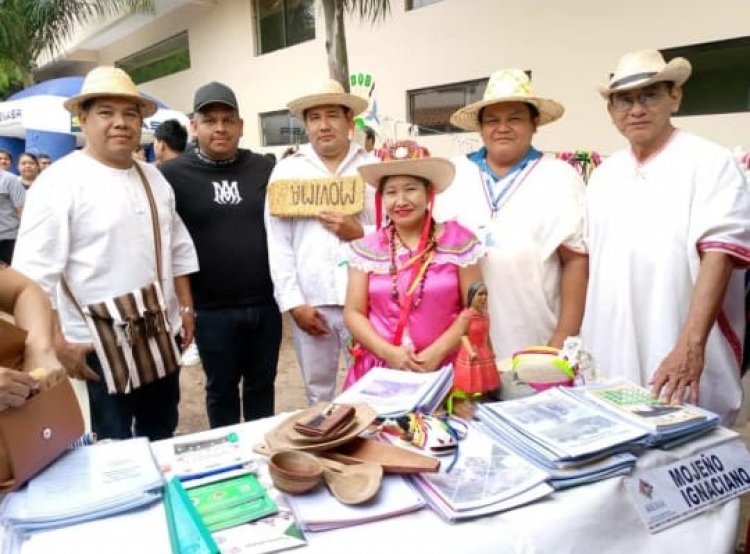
[582,131,750,424]
[434,155,587,359]
[265,142,377,312]
[12,151,199,343]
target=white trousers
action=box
[290,305,348,405]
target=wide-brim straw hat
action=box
[287,79,368,120]
[450,68,564,131]
[357,141,455,193]
[63,66,158,117]
[598,49,691,99]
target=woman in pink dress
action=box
[343,141,483,387]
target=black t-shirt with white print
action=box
[160,146,275,309]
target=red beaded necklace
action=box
[388,219,436,309]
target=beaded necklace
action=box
[388,219,436,309]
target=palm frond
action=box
[342,0,391,22]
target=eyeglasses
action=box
[610,87,668,113]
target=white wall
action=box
[85,0,749,156]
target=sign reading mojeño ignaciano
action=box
[268,176,365,217]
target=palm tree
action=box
[0,0,155,89]
[321,0,390,92]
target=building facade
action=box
[35,0,750,158]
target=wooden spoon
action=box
[317,457,383,505]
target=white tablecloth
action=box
[11,415,742,554]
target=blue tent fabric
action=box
[9,76,167,108]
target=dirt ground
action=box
[174,313,346,435]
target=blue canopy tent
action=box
[0,77,187,169]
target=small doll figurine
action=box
[448,281,500,417]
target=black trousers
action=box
[194,302,282,428]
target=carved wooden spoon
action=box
[318,457,383,505]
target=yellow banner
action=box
[268,176,365,217]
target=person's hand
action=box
[54,336,98,381]
[317,211,364,242]
[0,368,38,411]
[411,343,445,372]
[180,311,195,348]
[547,331,567,349]
[291,305,330,336]
[382,345,424,371]
[650,341,704,405]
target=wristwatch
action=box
[179,305,194,315]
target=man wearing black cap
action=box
[160,81,281,428]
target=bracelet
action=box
[179,305,194,315]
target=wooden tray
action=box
[264,403,377,453]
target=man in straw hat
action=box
[265,78,375,405]
[582,49,750,424]
[434,68,588,362]
[161,82,281,428]
[12,66,199,440]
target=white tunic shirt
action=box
[265,142,376,312]
[582,130,750,424]
[12,151,199,343]
[434,155,587,359]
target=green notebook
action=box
[187,474,278,533]
[163,477,220,554]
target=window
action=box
[260,109,308,146]
[406,0,443,10]
[661,36,750,116]
[116,32,190,84]
[408,78,489,134]
[257,0,315,55]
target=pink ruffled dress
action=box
[344,220,483,388]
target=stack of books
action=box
[476,380,721,489]
[563,380,719,448]
[409,428,553,522]
[334,365,453,418]
[1,438,164,542]
[285,475,424,532]
[475,388,646,488]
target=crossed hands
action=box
[381,343,444,373]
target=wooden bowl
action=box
[268,450,323,494]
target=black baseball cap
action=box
[193,81,239,112]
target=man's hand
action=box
[54,336,98,381]
[291,305,330,336]
[180,311,195,348]
[317,211,364,242]
[650,341,705,405]
[0,368,38,411]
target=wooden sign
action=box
[268,176,365,217]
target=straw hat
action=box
[357,141,454,193]
[450,68,564,131]
[63,66,158,117]
[598,49,691,99]
[287,79,368,120]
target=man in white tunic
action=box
[12,67,198,439]
[265,80,375,404]
[435,69,588,360]
[583,50,750,424]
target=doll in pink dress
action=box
[448,281,500,416]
